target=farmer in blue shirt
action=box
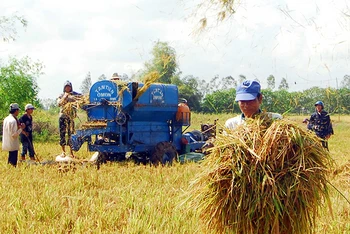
[307,101,334,149]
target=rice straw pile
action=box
[186,114,333,234]
[62,95,89,119]
[81,121,107,129]
[110,79,130,99]
[134,71,161,100]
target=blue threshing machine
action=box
[70,80,207,165]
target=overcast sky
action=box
[1,0,350,100]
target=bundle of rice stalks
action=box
[81,121,107,129]
[186,115,333,234]
[62,101,79,118]
[110,79,130,99]
[62,94,89,119]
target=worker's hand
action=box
[20,123,25,130]
[325,134,331,140]
[59,92,71,105]
[22,131,29,137]
[302,118,309,124]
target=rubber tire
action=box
[191,130,204,141]
[151,142,178,166]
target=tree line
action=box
[1,13,350,118]
[2,40,350,119]
[126,41,350,115]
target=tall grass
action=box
[0,113,349,233]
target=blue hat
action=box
[235,80,261,101]
[315,101,324,108]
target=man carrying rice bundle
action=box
[188,80,333,234]
[57,80,82,157]
[225,80,282,129]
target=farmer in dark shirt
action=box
[307,101,334,149]
[19,104,36,161]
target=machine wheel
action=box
[116,112,127,125]
[201,124,209,132]
[191,130,204,141]
[151,142,178,166]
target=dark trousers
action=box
[8,151,18,167]
[321,139,329,150]
[59,117,74,147]
[21,140,35,158]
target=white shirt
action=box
[2,114,22,151]
[225,112,282,130]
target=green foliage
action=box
[202,86,350,115]
[123,39,350,116]
[262,89,293,114]
[337,88,350,113]
[0,56,44,119]
[138,41,205,111]
[177,75,203,112]
[202,88,238,113]
[32,109,59,142]
[141,41,178,84]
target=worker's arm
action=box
[10,121,25,138]
[57,93,69,107]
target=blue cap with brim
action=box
[235,80,261,101]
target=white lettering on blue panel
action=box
[150,88,164,104]
[94,84,116,100]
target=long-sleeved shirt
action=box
[2,114,22,151]
[307,110,334,138]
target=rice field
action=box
[0,113,349,233]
